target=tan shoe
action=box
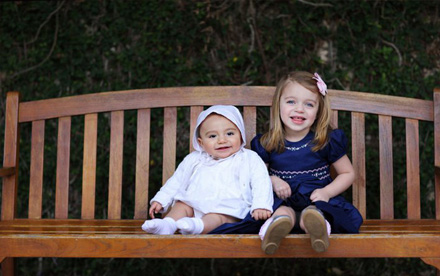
[301,206,329,252]
[261,215,292,255]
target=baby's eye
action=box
[208,134,217,138]
[226,131,235,136]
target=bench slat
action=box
[29,120,45,219]
[351,112,366,219]
[435,89,440,219]
[82,113,98,219]
[189,106,204,152]
[55,116,71,219]
[243,106,256,148]
[2,92,19,221]
[331,110,338,129]
[379,115,394,219]
[163,107,177,184]
[406,119,421,219]
[108,111,124,219]
[1,219,440,258]
[134,109,151,219]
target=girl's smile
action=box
[280,81,319,142]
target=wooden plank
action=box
[1,218,440,229]
[28,120,45,219]
[81,114,98,219]
[2,92,20,221]
[421,258,440,272]
[134,109,150,219]
[0,167,15,177]
[1,258,14,276]
[18,88,433,122]
[329,90,433,121]
[162,107,177,184]
[379,115,394,219]
[434,89,440,220]
[243,106,256,149]
[189,106,203,152]
[18,87,275,122]
[55,116,71,219]
[331,110,338,129]
[108,111,124,219]
[406,119,420,219]
[351,112,366,219]
[1,227,440,258]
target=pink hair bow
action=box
[313,73,327,96]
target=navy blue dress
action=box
[210,130,363,234]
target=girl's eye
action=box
[227,131,235,136]
[305,103,314,108]
[208,134,217,138]
[287,100,295,104]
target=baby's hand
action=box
[310,188,330,203]
[271,176,291,200]
[252,209,272,220]
[149,201,163,219]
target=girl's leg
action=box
[177,213,239,235]
[260,206,295,255]
[300,205,331,252]
[142,201,194,235]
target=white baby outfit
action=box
[150,105,273,219]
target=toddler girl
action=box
[252,71,363,254]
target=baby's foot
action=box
[176,217,204,235]
[141,217,177,235]
[301,206,329,252]
[260,216,292,255]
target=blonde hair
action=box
[260,71,332,153]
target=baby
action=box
[142,105,273,235]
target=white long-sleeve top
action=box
[150,148,273,219]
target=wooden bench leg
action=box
[421,258,440,276]
[1,258,14,276]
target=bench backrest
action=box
[2,87,440,221]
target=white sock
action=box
[176,217,204,234]
[141,217,177,235]
[326,220,331,236]
[258,217,274,240]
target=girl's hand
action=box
[271,175,291,200]
[252,209,272,220]
[310,188,330,203]
[149,201,163,219]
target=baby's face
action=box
[197,114,242,159]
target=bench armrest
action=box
[0,167,15,177]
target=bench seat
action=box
[1,219,440,259]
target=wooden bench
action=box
[1,86,440,275]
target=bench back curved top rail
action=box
[18,88,433,123]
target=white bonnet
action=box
[192,105,246,152]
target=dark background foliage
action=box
[1,0,440,275]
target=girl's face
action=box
[279,81,319,142]
[197,114,242,159]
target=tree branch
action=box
[382,39,403,66]
[7,1,65,80]
[297,0,333,7]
